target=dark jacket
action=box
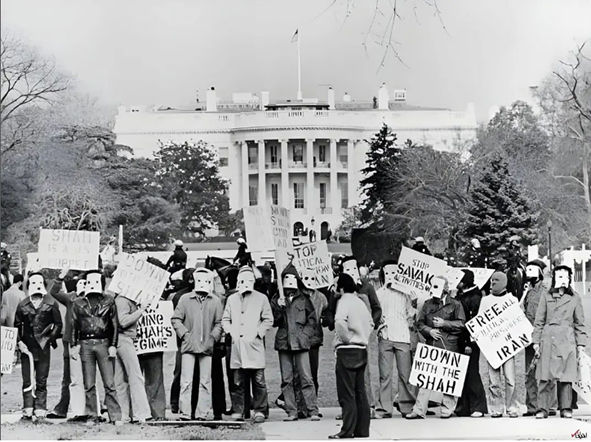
[271,290,317,351]
[166,247,187,272]
[457,285,482,350]
[306,289,328,347]
[71,292,119,347]
[234,244,252,267]
[465,247,486,268]
[14,295,62,358]
[323,278,382,331]
[416,295,466,352]
[49,279,78,344]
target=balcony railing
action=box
[265,162,280,169]
[248,163,258,170]
[320,207,333,214]
[315,161,330,168]
[288,161,307,168]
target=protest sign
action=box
[461,267,495,289]
[1,326,18,374]
[244,206,274,252]
[135,301,177,355]
[37,229,100,270]
[466,295,532,369]
[445,267,466,289]
[276,240,333,289]
[108,253,169,310]
[409,343,469,397]
[574,351,591,405]
[270,205,291,251]
[25,252,41,276]
[391,247,448,306]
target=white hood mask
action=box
[76,279,86,296]
[526,264,542,281]
[300,268,317,290]
[85,272,103,295]
[237,269,255,295]
[194,268,214,295]
[554,269,570,289]
[383,264,397,289]
[283,274,298,290]
[28,273,47,297]
[342,259,361,286]
[429,276,446,299]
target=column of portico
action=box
[280,139,289,207]
[306,138,315,215]
[330,139,339,211]
[240,141,249,208]
[258,140,266,206]
[347,139,355,208]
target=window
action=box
[318,145,326,163]
[218,147,229,167]
[293,182,304,208]
[249,185,258,206]
[271,183,279,205]
[248,145,258,164]
[319,183,327,209]
[293,145,303,163]
[338,145,348,166]
[341,182,348,208]
[270,145,278,164]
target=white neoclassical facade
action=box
[113,84,478,238]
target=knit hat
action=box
[280,262,300,280]
[460,269,475,287]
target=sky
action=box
[2,0,590,121]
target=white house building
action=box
[113,84,478,238]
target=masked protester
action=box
[454,269,488,418]
[14,272,62,422]
[330,273,374,439]
[222,266,273,422]
[271,264,321,421]
[521,259,556,416]
[407,276,465,419]
[47,268,88,421]
[172,268,223,421]
[533,265,587,419]
[375,260,416,418]
[479,271,520,418]
[71,270,122,425]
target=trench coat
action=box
[222,290,273,369]
[532,287,587,382]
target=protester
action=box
[71,270,122,425]
[166,240,187,274]
[375,260,416,419]
[479,271,520,418]
[533,265,587,419]
[47,268,87,421]
[1,273,25,327]
[113,292,152,423]
[454,269,488,418]
[411,237,431,256]
[406,276,465,420]
[14,272,62,421]
[0,242,12,289]
[171,268,223,421]
[222,265,273,422]
[330,273,373,439]
[521,259,555,416]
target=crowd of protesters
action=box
[0,235,587,439]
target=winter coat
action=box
[522,281,545,325]
[71,293,118,347]
[306,289,328,348]
[416,295,466,353]
[14,295,62,359]
[172,292,223,356]
[532,287,587,382]
[271,290,317,352]
[457,285,482,349]
[222,289,273,369]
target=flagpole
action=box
[297,30,302,100]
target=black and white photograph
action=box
[1,0,591,440]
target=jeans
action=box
[80,339,122,421]
[212,350,226,418]
[21,348,50,414]
[171,348,182,411]
[278,350,319,416]
[69,348,86,416]
[309,346,320,393]
[139,352,166,419]
[336,347,370,438]
[413,388,457,417]
[51,342,70,416]
[539,380,573,412]
[180,353,212,419]
[114,335,151,421]
[232,368,268,415]
[486,358,518,415]
[455,343,488,416]
[377,339,415,414]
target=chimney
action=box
[206,86,217,112]
[343,92,351,103]
[261,91,270,108]
[327,87,335,110]
[378,82,389,110]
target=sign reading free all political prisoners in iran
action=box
[38,229,100,270]
[466,295,533,369]
[409,343,469,397]
[134,301,177,355]
[108,253,169,310]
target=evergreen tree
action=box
[461,153,538,267]
[359,123,402,225]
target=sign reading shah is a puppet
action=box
[37,229,100,270]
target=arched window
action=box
[293,221,304,237]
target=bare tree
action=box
[1,34,69,154]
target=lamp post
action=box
[547,220,553,272]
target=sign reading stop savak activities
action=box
[466,295,532,369]
[409,343,469,397]
[38,229,100,270]
[135,301,177,355]
[1,326,18,374]
[391,247,448,305]
[574,351,591,405]
[276,240,333,289]
[108,253,169,310]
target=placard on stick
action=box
[1,326,18,374]
[276,240,333,289]
[135,301,177,355]
[38,229,100,270]
[409,343,469,397]
[574,351,591,405]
